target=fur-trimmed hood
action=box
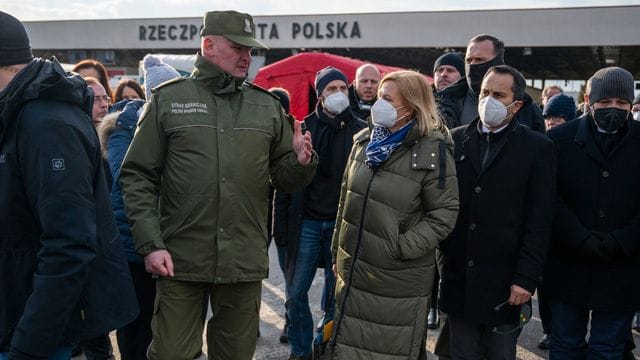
[97,99,145,158]
[97,111,121,158]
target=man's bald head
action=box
[354,64,381,102]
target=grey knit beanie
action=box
[143,54,181,100]
[587,67,635,105]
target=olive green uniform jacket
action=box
[330,123,459,360]
[120,55,317,283]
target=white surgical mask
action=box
[371,98,406,128]
[633,111,640,121]
[323,92,350,115]
[478,96,514,128]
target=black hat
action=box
[314,66,348,96]
[200,10,268,49]
[269,88,290,114]
[587,67,635,105]
[0,11,33,66]
[543,93,577,121]
[433,52,465,77]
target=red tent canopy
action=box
[253,52,431,121]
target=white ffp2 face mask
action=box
[371,98,406,128]
[478,96,514,128]
[323,92,350,115]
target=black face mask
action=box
[593,107,630,133]
[465,56,504,94]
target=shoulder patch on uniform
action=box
[152,77,187,93]
[243,81,280,101]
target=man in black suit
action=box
[440,65,556,360]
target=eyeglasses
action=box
[94,95,111,104]
[492,301,531,334]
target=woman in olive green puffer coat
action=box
[328,70,460,360]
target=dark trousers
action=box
[549,300,634,360]
[448,316,519,360]
[430,267,440,309]
[79,335,114,360]
[537,284,552,334]
[116,262,156,360]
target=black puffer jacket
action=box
[0,58,138,358]
[436,77,544,133]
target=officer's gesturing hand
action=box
[293,120,313,165]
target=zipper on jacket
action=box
[330,167,377,356]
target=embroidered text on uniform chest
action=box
[170,102,209,114]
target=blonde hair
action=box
[379,70,444,136]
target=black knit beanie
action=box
[433,52,466,77]
[315,66,348,96]
[0,11,33,66]
[269,88,290,114]
[543,93,577,121]
[587,67,634,105]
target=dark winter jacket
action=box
[273,105,366,284]
[439,118,556,326]
[329,122,459,360]
[348,84,374,120]
[545,116,640,311]
[436,77,544,132]
[98,99,146,263]
[0,58,138,358]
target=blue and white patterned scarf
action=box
[365,121,414,169]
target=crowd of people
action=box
[1,7,639,360]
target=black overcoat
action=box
[440,118,556,325]
[545,116,640,312]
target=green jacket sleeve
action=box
[119,99,167,256]
[269,112,317,192]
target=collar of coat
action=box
[574,113,639,144]
[191,54,246,94]
[568,114,639,164]
[354,120,449,171]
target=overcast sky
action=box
[4,0,640,21]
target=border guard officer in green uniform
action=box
[120,10,317,360]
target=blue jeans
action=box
[285,218,336,357]
[550,300,634,360]
[1,346,73,360]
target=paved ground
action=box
[81,242,639,359]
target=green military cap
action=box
[200,10,268,49]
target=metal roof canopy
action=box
[24,5,640,80]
